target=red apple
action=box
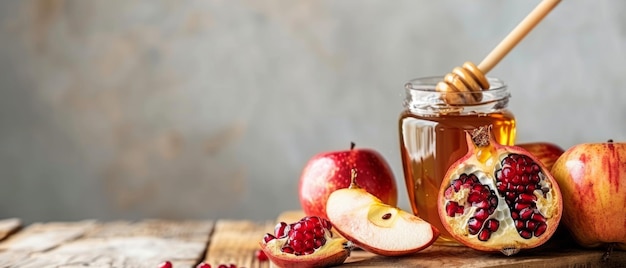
[299,142,398,219]
[551,140,626,251]
[517,142,565,171]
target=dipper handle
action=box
[478,0,561,74]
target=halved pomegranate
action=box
[259,216,349,268]
[438,125,562,256]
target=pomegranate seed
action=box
[263,233,275,243]
[281,245,294,254]
[314,237,325,248]
[530,174,540,183]
[304,239,314,250]
[467,217,482,235]
[496,181,506,192]
[507,192,516,200]
[501,167,513,180]
[256,249,268,262]
[515,220,524,229]
[511,211,519,220]
[471,174,480,183]
[196,263,211,268]
[531,213,546,223]
[485,219,499,232]
[474,208,489,221]
[534,222,548,237]
[518,193,537,203]
[526,220,538,231]
[475,200,490,209]
[478,229,491,241]
[514,202,531,211]
[290,239,303,252]
[511,175,521,184]
[158,261,173,268]
[314,226,324,237]
[274,222,290,238]
[519,229,533,239]
[290,230,304,241]
[453,179,463,192]
[489,196,498,207]
[519,208,533,220]
[472,184,484,192]
[467,192,483,203]
[446,201,462,217]
[305,232,315,241]
[321,218,332,229]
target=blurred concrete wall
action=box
[1,0,625,223]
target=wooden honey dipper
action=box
[436,0,561,105]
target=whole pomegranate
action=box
[551,140,626,251]
[438,126,562,256]
[259,216,349,268]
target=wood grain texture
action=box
[0,216,622,267]
[0,218,21,242]
[204,220,275,268]
[0,219,213,268]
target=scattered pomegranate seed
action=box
[158,261,173,268]
[255,249,268,261]
[196,262,211,268]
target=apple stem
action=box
[348,169,361,189]
[608,139,614,143]
[350,142,355,150]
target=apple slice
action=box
[326,170,439,256]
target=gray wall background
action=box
[1,0,625,223]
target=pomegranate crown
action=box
[467,125,494,148]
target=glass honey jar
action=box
[398,76,516,245]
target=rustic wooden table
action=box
[0,212,624,268]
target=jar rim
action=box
[403,76,510,113]
[404,76,506,92]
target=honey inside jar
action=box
[398,77,516,245]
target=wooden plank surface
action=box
[204,220,275,268]
[0,218,21,242]
[0,219,213,268]
[0,216,623,268]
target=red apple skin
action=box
[517,142,565,171]
[551,141,626,250]
[299,144,398,219]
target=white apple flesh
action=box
[326,172,438,256]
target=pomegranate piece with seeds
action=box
[438,125,562,256]
[259,216,349,268]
